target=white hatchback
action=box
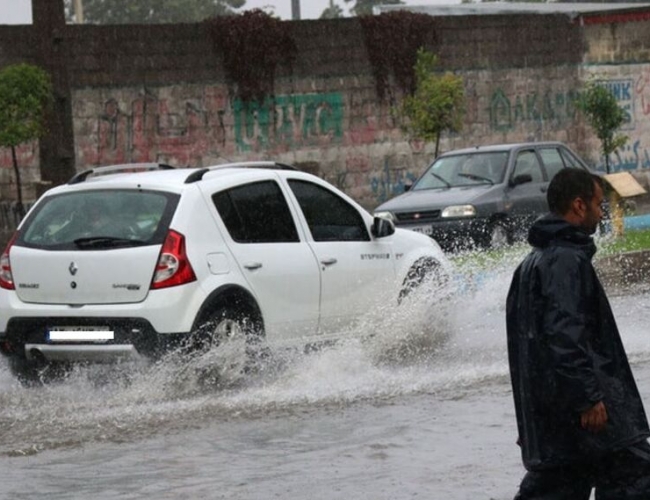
[0,162,450,382]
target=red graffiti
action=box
[346,155,372,172]
[0,143,38,170]
[636,69,650,116]
[78,86,230,168]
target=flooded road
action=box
[2,249,650,499]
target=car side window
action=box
[538,148,564,180]
[513,151,544,183]
[560,148,587,170]
[212,181,299,243]
[288,180,370,242]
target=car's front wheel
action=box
[488,221,511,249]
[398,257,448,304]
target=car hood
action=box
[376,185,495,212]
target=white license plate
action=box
[410,225,433,236]
[47,327,114,342]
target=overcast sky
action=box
[0,0,450,24]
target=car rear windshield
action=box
[17,189,180,250]
[413,151,509,190]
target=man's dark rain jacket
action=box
[506,214,650,471]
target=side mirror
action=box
[372,216,396,238]
[404,183,412,192]
[509,174,532,187]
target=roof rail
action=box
[184,161,297,184]
[68,163,175,185]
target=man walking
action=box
[506,168,650,499]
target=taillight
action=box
[151,230,196,289]
[0,231,18,290]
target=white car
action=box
[0,162,450,382]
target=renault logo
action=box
[69,262,78,276]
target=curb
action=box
[625,214,650,231]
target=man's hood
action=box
[528,214,596,258]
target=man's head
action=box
[547,168,604,234]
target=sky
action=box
[0,0,451,24]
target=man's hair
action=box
[547,168,603,215]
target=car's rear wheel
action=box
[8,355,69,386]
[187,306,265,386]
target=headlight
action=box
[374,211,396,222]
[441,205,476,218]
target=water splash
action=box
[1,245,648,457]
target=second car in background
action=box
[374,142,599,251]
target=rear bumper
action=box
[24,343,139,363]
[0,316,187,361]
[0,282,206,334]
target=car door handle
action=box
[243,262,263,270]
[320,258,338,266]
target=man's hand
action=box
[580,401,608,433]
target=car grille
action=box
[395,210,441,223]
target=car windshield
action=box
[412,151,509,190]
[18,189,178,250]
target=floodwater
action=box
[2,248,650,500]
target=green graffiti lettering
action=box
[542,93,555,120]
[234,93,343,152]
[489,89,512,131]
[514,96,525,123]
[526,94,539,121]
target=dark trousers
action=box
[514,441,650,500]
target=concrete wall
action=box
[63,14,593,209]
[1,8,650,220]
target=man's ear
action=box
[571,197,587,218]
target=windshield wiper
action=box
[73,236,148,249]
[457,173,494,185]
[429,172,451,189]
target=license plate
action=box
[410,225,433,236]
[47,326,114,342]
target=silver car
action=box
[374,142,597,251]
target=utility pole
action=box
[32,0,76,187]
[291,0,301,20]
[74,0,84,23]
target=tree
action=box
[402,49,465,158]
[65,0,246,24]
[577,80,630,237]
[344,0,404,17]
[321,0,345,19]
[0,64,53,218]
[576,80,628,174]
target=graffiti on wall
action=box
[233,93,344,152]
[82,89,226,167]
[598,79,635,129]
[489,82,633,132]
[635,67,650,117]
[77,89,345,166]
[610,140,650,172]
[0,143,38,171]
[489,88,581,131]
[589,74,650,170]
[488,71,650,173]
[370,159,418,203]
